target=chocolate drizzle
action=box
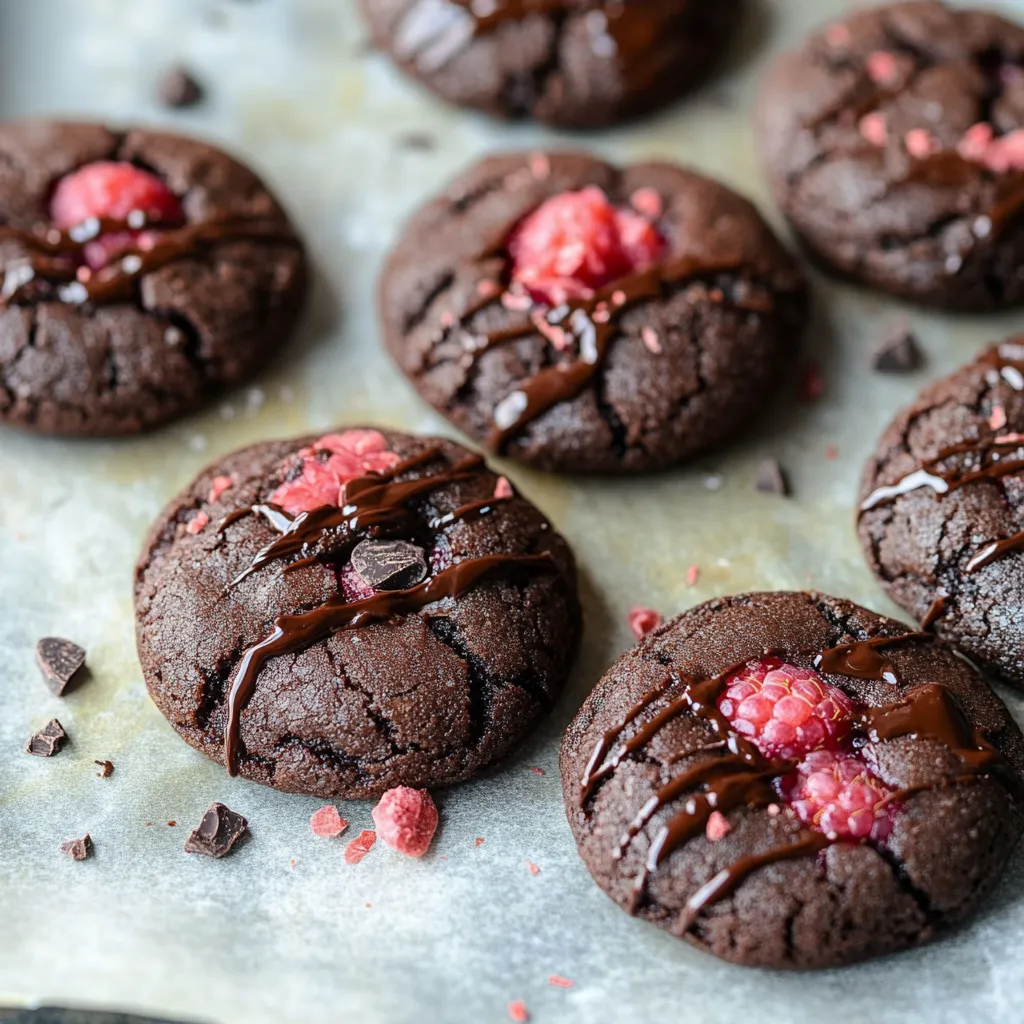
[966,531,1024,573]
[219,446,556,775]
[0,214,297,307]
[815,633,932,685]
[580,637,1009,930]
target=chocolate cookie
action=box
[858,339,1024,690]
[0,120,306,436]
[135,428,580,798]
[561,591,1024,969]
[356,1,740,129]
[756,1,1024,310]
[379,152,807,474]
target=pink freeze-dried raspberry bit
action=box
[630,186,663,219]
[50,161,184,271]
[781,748,896,842]
[628,606,663,641]
[640,326,662,354]
[508,186,665,306]
[865,51,898,85]
[990,406,1008,431]
[371,787,439,858]
[705,810,732,842]
[508,1001,529,1023]
[859,112,888,147]
[494,476,514,499]
[526,860,541,876]
[310,805,349,839]
[686,565,701,587]
[717,658,855,760]
[958,122,995,163]
[269,429,400,516]
[983,128,1024,173]
[825,23,851,48]
[186,512,209,535]
[344,829,377,864]
[208,475,233,503]
[549,976,574,989]
[905,128,937,159]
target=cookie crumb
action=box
[345,829,377,865]
[396,131,436,151]
[873,322,922,373]
[372,787,438,857]
[94,760,114,778]
[26,719,67,757]
[36,637,87,695]
[310,805,349,839]
[159,66,204,109]
[184,803,248,859]
[61,834,92,861]
[628,606,663,641]
[755,459,790,496]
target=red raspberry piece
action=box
[344,829,377,864]
[269,430,400,516]
[50,161,184,270]
[627,606,663,641]
[781,749,896,842]
[508,186,665,306]
[309,804,348,838]
[371,786,438,858]
[717,658,854,760]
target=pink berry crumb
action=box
[508,186,665,306]
[686,565,701,587]
[526,861,541,876]
[628,606,663,641]
[344,830,377,864]
[705,810,732,842]
[717,657,855,760]
[208,475,233,503]
[310,805,348,839]
[494,476,514,499]
[371,787,439,858]
[859,112,888,147]
[904,128,937,159]
[186,512,209,535]
[865,51,898,84]
[549,976,574,989]
[508,1001,529,1023]
[991,406,1008,431]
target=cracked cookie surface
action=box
[560,591,1024,968]
[135,428,580,799]
[756,1,1024,310]
[0,120,306,436]
[859,339,1024,690]
[356,0,741,129]
[379,152,807,474]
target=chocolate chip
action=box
[26,719,67,757]
[95,760,114,778]
[35,637,86,695]
[158,66,204,109]
[873,322,923,373]
[60,834,92,861]
[755,458,791,496]
[351,539,428,592]
[184,802,248,858]
[396,132,436,151]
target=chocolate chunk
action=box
[26,719,67,757]
[873,323,923,373]
[35,637,86,695]
[60,834,92,861]
[755,458,791,496]
[159,67,204,108]
[184,802,248,858]
[95,760,114,778]
[351,539,428,592]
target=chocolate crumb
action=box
[60,834,92,861]
[35,637,86,695]
[755,458,791,496]
[396,131,436,151]
[158,66,205,109]
[26,719,67,757]
[95,760,114,778]
[351,538,428,591]
[184,802,248,858]
[873,322,922,373]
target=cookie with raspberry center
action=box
[135,428,580,798]
[561,591,1024,968]
[380,152,807,474]
[756,2,1024,310]
[0,120,306,436]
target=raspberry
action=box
[717,658,854,760]
[371,786,438,858]
[781,749,896,842]
[627,606,662,641]
[269,430,400,516]
[508,186,664,306]
[344,829,377,865]
[50,161,184,270]
[309,805,348,839]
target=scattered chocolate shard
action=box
[873,322,922,372]
[351,539,428,592]
[755,459,791,497]
[35,637,86,695]
[158,66,204,109]
[60,834,92,861]
[184,802,248,859]
[26,719,67,757]
[95,760,114,778]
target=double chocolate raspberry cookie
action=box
[135,428,580,798]
[0,120,306,436]
[561,591,1024,968]
[380,152,807,474]
[756,1,1024,310]
[357,1,741,129]
[859,339,1024,690]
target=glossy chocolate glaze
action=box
[815,633,932,686]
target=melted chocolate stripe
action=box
[224,552,556,774]
[815,633,933,685]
